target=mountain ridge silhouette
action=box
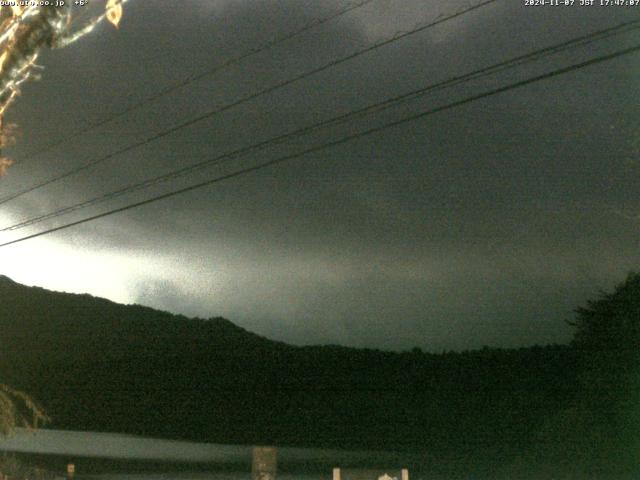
[0,274,576,463]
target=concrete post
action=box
[252,446,277,480]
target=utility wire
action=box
[13,0,378,164]
[1,42,638,249]
[3,18,639,233]
[0,0,499,206]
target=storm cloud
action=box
[0,0,638,351]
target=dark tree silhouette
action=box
[569,272,640,472]
[570,272,639,403]
[571,271,640,354]
[0,383,48,436]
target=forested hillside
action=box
[1,273,637,478]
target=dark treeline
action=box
[0,273,637,478]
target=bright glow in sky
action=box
[0,235,141,305]
[0,0,637,351]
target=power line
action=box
[3,19,639,233]
[0,0,499,206]
[13,0,378,164]
[1,42,638,249]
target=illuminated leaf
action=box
[0,158,13,177]
[106,0,123,28]
[0,51,8,73]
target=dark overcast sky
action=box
[0,0,639,352]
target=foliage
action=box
[570,272,639,418]
[0,453,53,480]
[519,272,640,476]
[494,275,640,478]
[0,383,49,436]
[0,1,125,176]
[568,272,640,472]
[571,271,640,355]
